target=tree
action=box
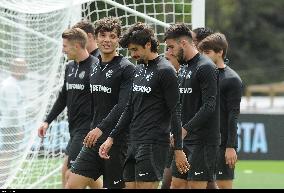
[206,0,284,86]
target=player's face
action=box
[128,43,150,63]
[86,33,95,51]
[62,39,77,60]
[166,38,185,64]
[96,30,119,55]
[191,32,198,49]
[201,49,220,64]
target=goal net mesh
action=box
[0,0,198,189]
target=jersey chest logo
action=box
[79,71,85,79]
[186,71,192,79]
[145,72,154,81]
[106,69,113,79]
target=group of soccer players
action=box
[37,16,242,189]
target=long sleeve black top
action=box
[109,56,183,150]
[45,55,99,136]
[180,53,220,145]
[90,55,135,145]
[219,65,243,148]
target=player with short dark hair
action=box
[65,17,135,189]
[165,23,220,189]
[198,32,243,189]
[192,27,214,49]
[73,19,100,57]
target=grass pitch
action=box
[234,160,284,189]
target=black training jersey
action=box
[180,53,220,145]
[109,56,183,150]
[90,48,100,58]
[45,55,99,136]
[219,65,243,148]
[90,55,135,145]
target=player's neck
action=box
[144,52,158,65]
[75,49,90,63]
[87,42,98,54]
[101,51,118,63]
[216,59,226,69]
[184,47,198,62]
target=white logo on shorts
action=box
[218,171,223,175]
[113,180,121,185]
[194,171,203,175]
[138,172,149,177]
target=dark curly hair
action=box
[94,17,122,37]
[192,27,214,44]
[164,23,192,41]
[119,22,159,53]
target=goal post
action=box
[0,0,205,189]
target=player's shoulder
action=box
[157,56,176,72]
[198,54,216,69]
[89,54,99,63]
[119,56,135,69]
[225,66,242,82]
[65,60,75,69]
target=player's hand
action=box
[83,127,102,148]
[174,150,190,174]
[182,127,187,139]
[38,122,49,138]
[225,148,237,169]
[99,137,113,159]
[165,51,179,69]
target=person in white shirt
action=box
[0,58,28,187]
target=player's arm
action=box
[225,77,243,168]
[226,77,243,148]
[183,63,218,133]
[97,64,135,130]
[99,92,134,159]
[84,64,135,147]
[38,66,68,137]
[99,73,135,159]
[160,67,190,174]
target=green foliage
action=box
[206,0,284,86]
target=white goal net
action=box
[0,0,204,189]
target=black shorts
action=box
[172,144,218,181]
[216,147,235,180]
[65,133,87,168]
[71,144,127,189]
[165,147,174,168]
[123,143,169,182]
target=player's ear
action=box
[87,33,93,40]
[145,41,151,49]
[218,50,223,58]
[180,39,187,48]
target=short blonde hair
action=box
[62,28,88,48]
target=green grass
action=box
[9,159,284,189]
[234,160,284,189]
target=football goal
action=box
[0,0,204,189]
